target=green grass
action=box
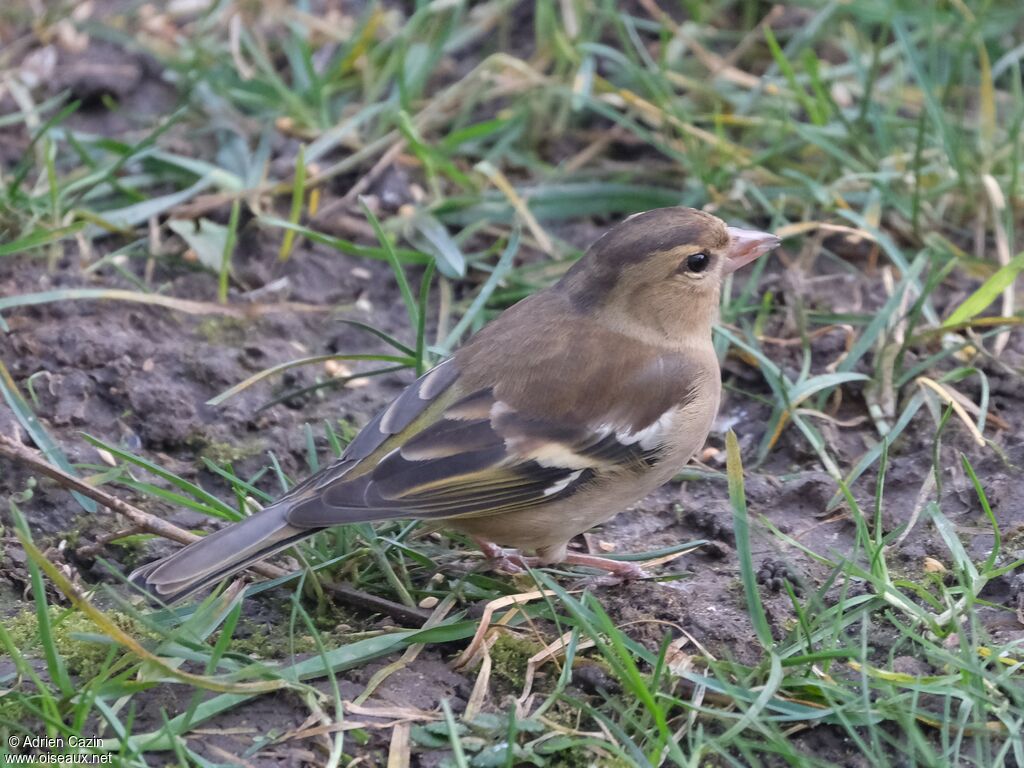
[1,0,1023,765]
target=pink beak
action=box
[723,227,781,273]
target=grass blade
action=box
[0,360,96,513]
[206,352,413,406]
[726,430,772,649]
[0,223,87,257]
[359,197,419,329]
[943,250,1024,327]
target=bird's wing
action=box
[282,354,694,528]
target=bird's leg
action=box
[472,538,540,574]
[474,539,649,580]
[533,542,647,579]
[558,552,647,579]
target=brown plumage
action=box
[130,207,780,603]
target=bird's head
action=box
[557,207,780,343]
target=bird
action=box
[130,207,780,603]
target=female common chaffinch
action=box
[132,207,779,603]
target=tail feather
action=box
[129,504,319,604]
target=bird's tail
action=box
[128,504,318,604]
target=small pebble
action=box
[324,359,351,378]
[700,446,720,462]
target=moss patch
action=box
[222,602,364,659]
[7,606,151,681]
[227,627,321,658]
[195,436,264,465]
[195,316,248,345]
[489,632,538,686]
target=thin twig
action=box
[0,432,205,548]
[0,433,429,625]
[77,525,146,557]
[339,139,408,205]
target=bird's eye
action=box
[683,252,711,274]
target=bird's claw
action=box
[473,539,537,573]
[474,538,650,581]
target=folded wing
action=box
[283,363,683,528]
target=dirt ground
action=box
[2,18,1024,768]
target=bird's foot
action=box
[473,539,648,581]
[559,552,647,580]
[473,539,539,574]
